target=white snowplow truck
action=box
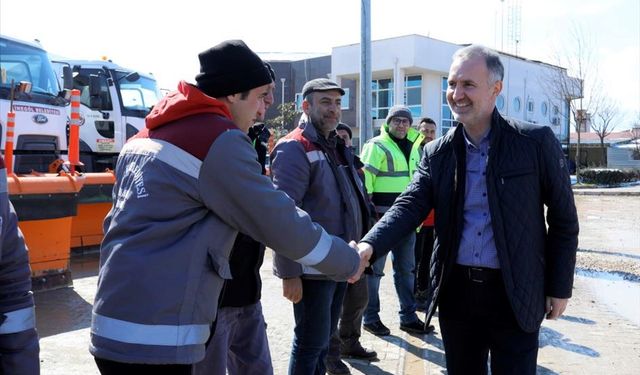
[0,35,72,173]
[52,59,162,172]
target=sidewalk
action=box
[36,250,640,374]
[261,251,640,375]
[572,182,640,196]
[35,187,640,374]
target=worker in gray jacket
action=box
[90,40,370,375]
[0,156,40,375]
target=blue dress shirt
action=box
[456,129,500,269]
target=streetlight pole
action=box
[280,78,286,129]
[360,0,373,151]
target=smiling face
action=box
[303,90,342,138]
[388,116,411,139]
[418,121,436,142]
[446,55,502,131]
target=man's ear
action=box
[301,99,310,114]
[226,93,241,103]
[492,80,503,97]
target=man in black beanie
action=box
[90,40,371,375]
[194,64,277,375]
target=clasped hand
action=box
[348,241,372,283]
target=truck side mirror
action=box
[89,75,102,97]
[118,71,140,82]
[62,66,73,90]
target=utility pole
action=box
[360,0,373,152]
[280,77,286,128]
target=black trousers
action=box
[94,357,193,375]
[414,226,434,293]
[328,274,369,360]
[438,265,539,375]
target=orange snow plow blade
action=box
[70,172,115,250]
[8,172,84,291]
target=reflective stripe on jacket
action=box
[271,120,371,279]
[91,99,359,364]
[360,125,423,214]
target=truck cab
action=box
[52,59,162,172]
[0,35,69,173]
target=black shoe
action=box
[363,321,391,336]
[400,318,435,334]
[326,358,351,375]
[340,342,378,360]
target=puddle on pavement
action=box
[34,253,99,338]
[576,270,640,326]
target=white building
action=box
[329,34,574,148]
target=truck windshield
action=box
[114,71,162,117]
[0,37,63,106]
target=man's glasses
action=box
[391,117,411,126]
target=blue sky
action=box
[1,0,638,128]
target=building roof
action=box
[333,33,566,71]
[258,52,328,62]
[570,130,636,145]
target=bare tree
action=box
[541,24,602,181]
[591,99,620,166]
[266,102,300,143]
[631,115,640,161]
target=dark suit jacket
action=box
[362,109,579,332]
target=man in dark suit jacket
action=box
[354,44,579,374]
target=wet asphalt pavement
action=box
[35,189,640,374]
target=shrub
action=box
[580,168,639,185]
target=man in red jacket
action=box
[91,41,370,375]
[194,64,276,375]
[414,117,437,312]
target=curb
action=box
[572,190,640,196]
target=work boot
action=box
[399,317,435,335]
[325,357,351,375]
[340,341,378,360]
[363,320,390,336]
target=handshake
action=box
[348,241,373,284]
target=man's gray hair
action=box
[452,45,504,84]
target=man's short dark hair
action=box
[419,117,436,126]
[336,123,352,139]
[453,44,504,84]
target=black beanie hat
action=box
[336,123,352,139]
[195,40,273,98]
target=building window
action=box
[295,93,303,111]
[527,98,535,113]
[541,101,548,117]
[513,97,521,112]
[404,75,422,119]
[341,88,350,110]
[372,78,393,120]
[441,77,456,133]
[497,94,505,111]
